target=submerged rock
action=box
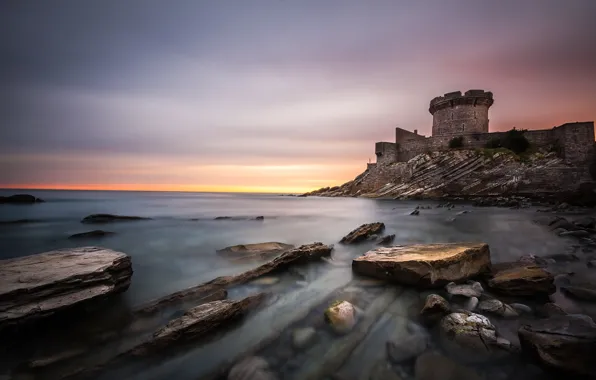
[410,209,420,216]
[0,194,44,204]
[561,280,596,302]
[352,243,491,288]
[377,234,396,245]
[81,214,151,224]
[415,351,482,380]
[228,356,278,380]
[0,218,42,225]
[464,297,479,311]
[420,294,451,325]
[216,242,294,261]
[535,303,567,318]
[292,327,316,349]
[339,222,385,244]
[68,230,115,239]
[324,300,356,334]
[477,299,519,318]
[518,315,596,377]
[487,264,555,297]
[0,247,132,332]
[386,322,428,363]
[445,281,483,298]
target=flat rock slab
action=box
[352,243,491,288]
[216,242,294,261]
[0,246,132,332]
[339,222,385,244]
[487,265,555,297]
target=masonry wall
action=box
[552,122,595,164]
[431,104,490,136]
[375,142,397,165]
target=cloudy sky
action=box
[1,0,595,193]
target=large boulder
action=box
[81,214,151,224]
[216,242,294,261]
[518,315,596,377]
[486,264,555,297]
[0,247,132,332]
[0,194,44,204]
[352,243,491,288]
[339,222,385,244]
[439,312,500,353]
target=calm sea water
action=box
[0,189,568,308]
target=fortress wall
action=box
[375,142,397,165]
[432,105,490,136]
[365,162,407,191]
[395,127,426,144]
[553,122,595,164]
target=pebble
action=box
[510,303,532,314]
[478,299,519,318]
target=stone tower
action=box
[429,90,494,136]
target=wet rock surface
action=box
[0,194,44,204]
[477,299,518,318]
[446,281,483,298]
[487,263,555,297]
[68,230,116,239]
[324,300,356,334]
[216,242,295,261]
[519,314,596,377]
[0,246,132,332]
[352,243,491,288]
[420,294,450,324]
[81,214,151,224]
[339,222,385,244]
[439,312,500,353]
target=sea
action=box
[0,189,588,379]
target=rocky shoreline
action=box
[2,204,596,379]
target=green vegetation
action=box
[475,147,517,159]
[483,128,530,154]
[448,136,464,149]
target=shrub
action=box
[449,136,464,149]
[483,128,530,154]
[501,128,530,154]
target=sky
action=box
[1,0,595,193]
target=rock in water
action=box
[486,264,555,297]
[0,194,44,204]
[0,247,132,332]
[464,297,479,311]
[228,356,278,380]
[386,322,428,363]
[352,243,491,288]
[377,234,396,245]
[68,230,115,239]
[518,315,596,377]
[324,300,356,333]
[445,281,483,298]
[477,299,519,318]
[410,209,420,216]
[339,222,385,244]
[439,312,500,353]
[216,242,294,261]
[81,214,151,224]
[420,294,451,325]
[415,352,482,380]
[561,279,596,302]
[292,327,316,349]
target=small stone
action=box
[477,299,519,318]
[250,277,280,286]
[510,303,532,314]
[410,209,420,216]
[292,327,316,349]
[445,281,483,298]
[464,296,479,311]
[420,294,450,325]
[324,300,356,334]
[377,234,396,245]
[254,216,265,220]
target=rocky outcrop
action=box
[302,149,593,204]
[339,222,385,244]
[486,263,555,297]
[352,243,491,288]
[216,242,294,261]
[81,214,151,224]
[518,315,596,377]
[0,247,132,332]
[68,230,116,239]
[0,194,44,204]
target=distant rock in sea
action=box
[0,194,44,204]
[81,214,152,224]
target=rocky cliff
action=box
[304,149,596,204]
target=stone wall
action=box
[375,142,397,165]
[429,90,494,136]
[552,122,595,164]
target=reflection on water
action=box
[0,190,580,379]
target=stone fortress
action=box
[372,89,594,166]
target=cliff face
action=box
[305,149,595,203]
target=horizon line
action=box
[0,184,317,194]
